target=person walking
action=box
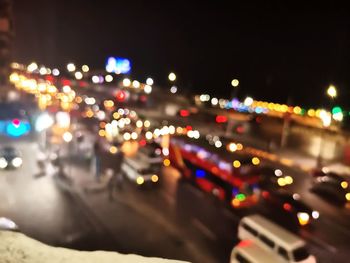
[92,139,102,182]
[108,150,125,201]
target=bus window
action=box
[259,234,275,249]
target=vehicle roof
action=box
[0,146,20,155]
[233,240,282,262]
[241,214,305,249]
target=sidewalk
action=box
[53,157,212,263]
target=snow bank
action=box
[0,231,189,263]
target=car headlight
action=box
[0,158,8,169]
[151,174,159,183]
[136,176,144,185]
[297,212,310,226]
[345,193,350,201]
[12,157,22,168]
[312,211,319,219]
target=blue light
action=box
[106,57,131,74]
[6,121,31,137]
[232,188,239,196]
[195,169,206,178]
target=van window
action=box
[242,223,258,236]
[259,234,274,248]
[236,253,251,263]
[278,246,289,260]
[292,246,310,261]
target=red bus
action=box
[169,136,261,208]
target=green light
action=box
[332,106,342,115]
[300,108,306,115]
[236,193,246,201]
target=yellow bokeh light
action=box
[345,193,350,201]
[233,160,241,168]
[252,157,260,165]
[113,112,120,119]
[109,146,118,154]
[151,175,159,183]
[293,106,302,115]
[284,176,293,184]
[163,159,171,167]
[136,177,145,185]
[99,129,106,137]
[307,109,315,117]
[236,143,243,151]
[341,181,348,189]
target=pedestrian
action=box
[92,139,102,182]
[108,150,125,200]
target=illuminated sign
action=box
[106,57,131,74]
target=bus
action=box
[168,135,261,208]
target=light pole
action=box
[316,85,337,168]
[231,79,239,99]
[168,72,176,93]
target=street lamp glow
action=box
[168,72,176,82]
[52,68,60,76]
[82,65,89,72]
[170,86,177,94]
[27,62,38,72]
[327,85,337,98]
[105,74,113,82]
[67,63,76,72]
[63,131,73,142]
[92,75,99,84]
[39,67,47,75]
[74,71,83,80]
[62,85,71,93]
[132,80,140,88]
[123,78,131,87]
[146,77,154,86]
[231,79,239,87]
[144,85,152,94]
[244,96,254,106]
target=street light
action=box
[146,77,154,86]
[231,79,239,87]
[327,85,337,99]
[231,78,239,99]
[67,63,76,72]
[168,72,176,82]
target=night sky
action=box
[12,1,350,108]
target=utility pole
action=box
[0,0,13,101]
[280,96,293,148]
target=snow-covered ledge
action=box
[0,231,190,263]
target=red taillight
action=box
[216,115,227,123]
[283,202,292,211]
[262,191,269,199]
[139,139,146,147]
[238,240,253,247]
[180,110,189,117]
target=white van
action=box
[237,214,316,263]
[231,240,284,263]
[121,152,161,186]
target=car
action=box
[121,152,161,186]
[310,175,350,205]
[257,166,294,189]
[0,146,23,170]
[310,168,348,182]
[261,191,319,226]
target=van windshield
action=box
[292,246,310,261]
